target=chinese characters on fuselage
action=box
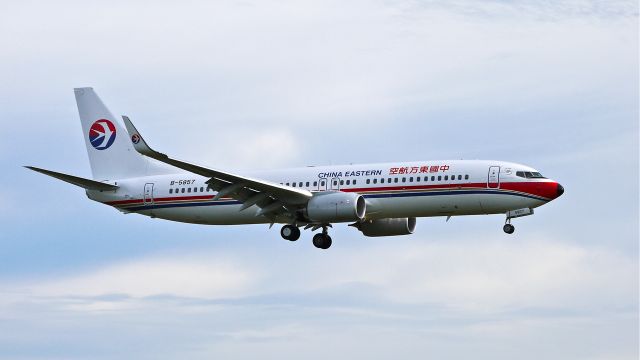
[389,165,450,175]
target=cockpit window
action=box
[516,171,545,179]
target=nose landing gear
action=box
[503,207,534,234]
[503,223,515,234]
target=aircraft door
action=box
[143,183,155,204]
[487,166,500,189]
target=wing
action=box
[121,116,312,219]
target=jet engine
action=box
[354,217,416,237]
[306,192,366,223]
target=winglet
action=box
[121,115,168,159]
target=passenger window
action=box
[416,177,420,181]
[409,177,413,182]
[200,187,204,192]
[444,175,448,180]
[438,176,442,181]
[353,180,357,185]
[169,189,173,194]
[394,178,399,183]
[373,179,378,184]
[402,177,406,182]
[313,181,317,186]
[340,180,344,185]
[181,188,185,193]
[306,182,310,187]
[458,175,462,180]
[366,179,370,184]
[187,188,191,193]
[345,180,350,185]
[321,181,325,186]
[292,183,296,187]
[431,176,435,181]
[333,180,337,186]
[465,175,469,180]
[286,183,290,186]
[381,178,385,183]
[388,178,392,183]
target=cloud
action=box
[10,235,636,314]
[331,238,636,311]
[27,253,258,299]
[0,236,636,359]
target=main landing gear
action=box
[280,224,300,241]
[312,228,332,250]
[280,224,332,249]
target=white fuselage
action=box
[88,160,561,225]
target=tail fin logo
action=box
[89,119,117,150]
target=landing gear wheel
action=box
[312,233,332,249]
[322,235,332,249]
[312,233,323,248]
[503,223,515,234]
[281,225,300,241]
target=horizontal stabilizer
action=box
[25,166,119,191]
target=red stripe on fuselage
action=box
[342,181,555,200]
[343,182,487,193]
[104,180,556,207]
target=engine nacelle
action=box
[356,217,416,237]
[307,192,366,223]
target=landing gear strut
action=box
[280,225,300,241]
[312,227,332,249]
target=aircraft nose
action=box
[556,183,564,197]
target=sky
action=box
[0,0,638,359]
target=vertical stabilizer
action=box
[74,87,168,180]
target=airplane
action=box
[26,88,564,249]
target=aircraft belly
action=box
[478,194,544,213]
[147,204,273,225]
[365,192,543,219]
